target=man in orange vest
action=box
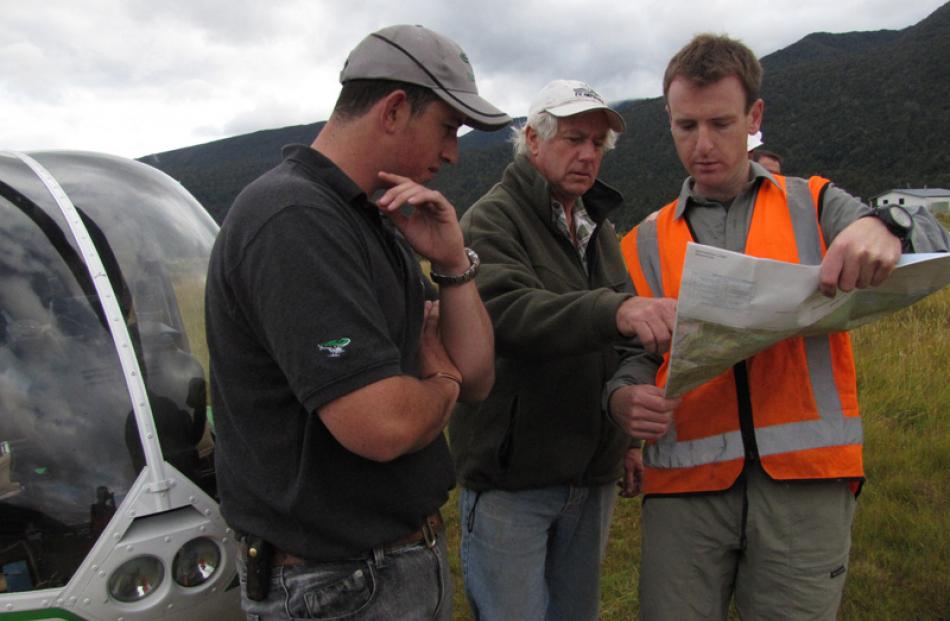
[615,34,910,620]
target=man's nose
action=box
[579,139,598,160]
[442,136,459,165]
[695,125,714,154]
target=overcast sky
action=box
[2,0,945,159]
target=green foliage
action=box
[139,4,950,229]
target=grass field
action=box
[442,227,950,619]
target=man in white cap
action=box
[207,24,510,620]
[449,80,678,620]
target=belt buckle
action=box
[422,517,437,549]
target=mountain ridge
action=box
[140,2,950,230]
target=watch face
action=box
[888,206,913,229]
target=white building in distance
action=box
[872,188,950,213]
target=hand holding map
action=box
[664,243,950,397]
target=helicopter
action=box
[0,150,242,620]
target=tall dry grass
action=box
[841,284,949,620]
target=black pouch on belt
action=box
[244,536,273,601]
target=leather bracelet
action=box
[430,248,480,286]
[425,371,462,387]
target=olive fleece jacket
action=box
[449,154,640,491]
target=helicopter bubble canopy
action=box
[0,150,221,598]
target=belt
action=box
[266,511,444,567]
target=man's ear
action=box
[525,125,541,157]
[378,89,409,134]
[748,98,764,134]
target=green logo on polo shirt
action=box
[318,337,351,358]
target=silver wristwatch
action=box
[430,247,480,286]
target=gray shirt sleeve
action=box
[821,184,950,252]
[818,183,873,244]
[906,205,950,252]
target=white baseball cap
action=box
[528,80,625,132]
[747,130,763,151]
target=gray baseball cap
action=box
[340,24,512,132]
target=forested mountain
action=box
[140,2,950,231]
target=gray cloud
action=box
[2,0,944,158]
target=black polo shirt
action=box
[206,144,453,560]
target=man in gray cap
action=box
[449,79,678,620]
[206,24,510,620]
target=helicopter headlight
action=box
[107,556,164,602]
[172,537,221,587]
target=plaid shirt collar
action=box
[551,197,596,269]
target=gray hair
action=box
[510,111,619,157]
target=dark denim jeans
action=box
[237,534,452,620]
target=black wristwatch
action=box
[870,205,913,240]
[430,248,480,286]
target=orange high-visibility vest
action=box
[621,175,862,495]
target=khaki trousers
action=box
[639,461,856,621]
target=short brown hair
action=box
[663,34,762,111]
[332,79,440,121]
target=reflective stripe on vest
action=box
[619,175,863,494]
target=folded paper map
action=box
[665,243,950,397]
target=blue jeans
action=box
[237,534,452,620]
[459,483,617,621]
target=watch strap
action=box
[430,247,480,286]
[871,206,912,239]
